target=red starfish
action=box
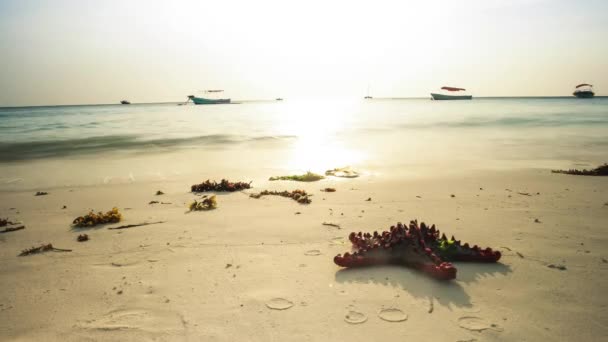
[334,220,501,280]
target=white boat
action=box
[187,90,231,105]
[573,84,594,98]
[431,86,472,100]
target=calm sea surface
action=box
[1,98,607,168]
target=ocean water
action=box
[0,98,607,188]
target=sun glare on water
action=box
[275,99,365,172]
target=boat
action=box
[276,98,283,101]
[364,84,373,99]
[187,90,231,105]
[573,84,594,98]
[431,87,472,100]
[120,100,130,104]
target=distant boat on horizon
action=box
[276,98,283,101]
[187,90,231,105]
[431,86,472,100]
[364,84,373,99]
[573,84,594,98]
[120,100,130,104]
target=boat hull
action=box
[431,93,472,100]
[189,96,231,105]
[573,91,594,98]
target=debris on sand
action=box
[77,234,89,242]
[321,188,336,192]
[189,195,217,211]
[322,222,341,228]
[19,243,72,256]
[191,179,251,192]
[35,191,48,196]
[108,221,165,230]
[517,192,532,196]
[73,208,121,227]
[1,225,25,233]
[365,197,371,201]
[534,218,541,223]
[0,218,18,227]
[450,194,456,198]
[156,190,165,195]
[269,172,324,182]
[547,264,567,271]
[250,189,312,204]
[325,167,359,178]
[149,201,160,205]
[552,163,608,176]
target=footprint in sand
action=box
[378,308,408,322]
[329,237,345,245]
[266,298,294,310]
[458,316,503,332]
[79,308,186,334]
[304,250,321,256]
[344,311,367,324]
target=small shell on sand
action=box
[266,298,294,310]
[458,316,503,332]
[344,311,367,324]
[378,308,408,322]
[304,250,321,256]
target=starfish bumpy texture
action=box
[334,220,501,280]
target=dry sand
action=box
[1,167,607,341]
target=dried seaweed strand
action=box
[19,243,72,256]
[1,225,25,233]
[108,221,166,230]
[250,189,312,204]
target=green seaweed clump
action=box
[269,172,324,182]
[189,195,217,211]
[73,207,122,227]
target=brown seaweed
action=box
[250,189,312,204]
[19,243,72,256]
[1,225,25,233]
[321,188,336,192]
[191,179,251,192]
[0,218,18,227]
[35,191,48,196]
[108,221,166,230]
[77,234,89,242]
[72,207,122,227]
[551,163,608,176]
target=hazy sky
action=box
[1,0,607,106]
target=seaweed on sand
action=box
[189,195,217,211]
[551,163,608,176]
[269,172,324,182]
[325,167,359,178]
[0,218,18,227]
[19,243,72,256]
[250,190,312,204]
[72,207,122,227]
[191,179,251,192]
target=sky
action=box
[0,0,607,106]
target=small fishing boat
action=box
[573,84,594,98]
[364,84,373,99]
[276,98,283,101]
[431,87,472,100]
[187,90,231,105]
[120,100,130,104]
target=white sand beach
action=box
[1,161,606,341]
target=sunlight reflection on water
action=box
[274,99,365,172]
